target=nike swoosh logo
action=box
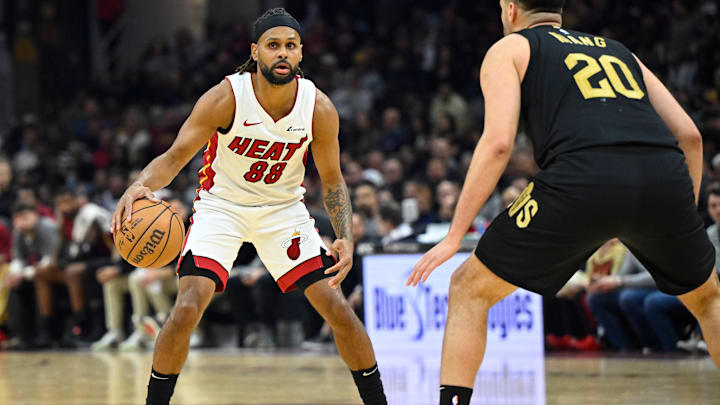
[243,120,262,127]
[362,366,378,377]
[151,372,170,380]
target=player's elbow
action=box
[676,127,702,149]
[488,139,513,158]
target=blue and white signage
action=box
[363,253,544,355]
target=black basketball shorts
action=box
[475,149,715,296]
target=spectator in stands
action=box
[435,181,460,209]
[17,187,53,218]
[58,189,114,345]
[343,160,364,189]
[587,249,660,352]
[552,240,649,352]
[98,169,127,212]
[5,202,62,348]
[413,183,438,226]
[705,183,720,267]
[353,180,384,241]
[426,158,449,189]
[501,185,521,207]
[381,158,404,202]
[378,107,406,152]
[380,204,413,246]
[437,195,456,224]
[584,239,632,351]
[429,83,469,133]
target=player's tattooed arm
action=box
[312,90,354,288]
[311,89,353,242]
[323,182,353,240]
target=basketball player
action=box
[407,1,720,403]
[110,9,386,405]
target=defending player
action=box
[111,9,386,405]
[407,1,720,403]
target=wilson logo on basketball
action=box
[281,230,308,260]
[131,229,167,264]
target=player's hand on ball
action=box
[111,183,160,233]
[324,238,353,289]
[407,237,461,287]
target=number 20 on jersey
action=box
[565,53,645,100]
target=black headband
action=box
[531,7,563,13]
[253,14,302,42]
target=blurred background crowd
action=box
[0,0,719,355]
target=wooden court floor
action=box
[0,349,718,405]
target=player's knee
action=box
[449,265,491,306]
[642,294,660,314]
[104,276,123,291]
[33,273,49,284]
[128,270,143,286]
[65,263,85,279]
[169,301,203,332]
[617,291,635,311]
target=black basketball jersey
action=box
[515,26,679,171]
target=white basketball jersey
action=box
[196,72,317,206]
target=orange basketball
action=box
[114,199,186,269]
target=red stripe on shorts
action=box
[277,255,324,293]
[176,254,229,293]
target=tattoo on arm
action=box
[323,182,353,241]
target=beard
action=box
[356,205,374,218]
[259,59,299,85]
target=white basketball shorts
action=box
[178,191,330,292]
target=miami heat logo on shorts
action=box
[281,230,309,260]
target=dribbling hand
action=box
[407,238,460,287]
[324,238,353,289]
[111,183,160,234]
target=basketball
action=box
[113,199,186,269]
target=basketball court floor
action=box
[0,349,717,404]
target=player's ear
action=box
[251,43,258,61]
[508,1,517,23]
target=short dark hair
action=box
[355,180,378,192]
[12,202,36,216]
[707,183,720,199]
[380,204,403,227]
[517,0,565,13]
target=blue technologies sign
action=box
[364,253,544,354]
